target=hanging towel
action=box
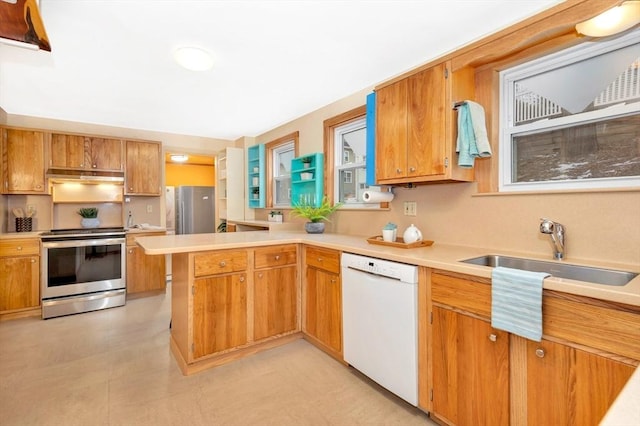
[491,266,549,342]
[455,100,492,167]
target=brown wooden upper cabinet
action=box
[50,133,123,171]
[375,61,475,185]
[125,140,161,196]
[1,127,46,194]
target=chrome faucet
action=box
[540,218,565,260]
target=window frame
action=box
[499,31,640,192]
[265,132,299,209]
[324,105,387,209]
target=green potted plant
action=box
[290,195,342,234]
[301,156,312,169]
[77,207,100,228]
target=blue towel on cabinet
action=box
[491,266,549,342]
[456,100,492,167]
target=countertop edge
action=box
[134,231,640,307]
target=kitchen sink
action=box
[460,255,638,286]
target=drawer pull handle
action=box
[239,276,245,282]
[396,168,402,174]
[317,257,323,262]
[409,166,416,172]
[31,258,36,263]
[258,273,263,279]
[535,348,545,358]
[128,249,133,254]
[488,333,497,342]
[17,246,23,250]
[219,261,226,267]
[275,255,280,261]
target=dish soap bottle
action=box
[127,211,134,228]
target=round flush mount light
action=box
[170,154,189,163]
[173,46,214,71]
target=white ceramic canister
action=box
[403,224,423,244]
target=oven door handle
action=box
[42,237,125,248]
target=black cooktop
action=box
[41,227,126,237]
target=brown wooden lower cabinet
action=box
[303,246,342,358]
[526,337,635,426]
[429,270,639,426]
[254,266,297,340]
[0,238,40,316]
[126,233,166,295]
[431,306,510,426]
[192,273,247,359]
[305,267,342,354]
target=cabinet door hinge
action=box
[444,68,449,79]
[191,343,194,353]
[444,157,449,168]
[430,311,433,324]
[430,388,434,401]
[191,286,195,296]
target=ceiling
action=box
[0,0,562,141]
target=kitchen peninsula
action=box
[136,230,640,424]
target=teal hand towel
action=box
[467,101,492,157]
[491,266,549,342]
[456,103,477,167]
[456,100,492,167]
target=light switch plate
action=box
[146,205,153,213]
[404,201,417,216]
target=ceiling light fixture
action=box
[170,154,189,163]
[575,1,640,37]
[173,46,214,71]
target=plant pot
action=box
[81,218,100,228]
[300,172,313,181]
[303,162,311,169]
[305,222,325,234]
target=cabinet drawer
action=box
[431,271,491,317]
[305,246,340,274]
[254,244,297,269]
[543,294,640,361]
[0,239,40,257]
[194,250,247,277]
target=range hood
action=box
[46,169,125,184]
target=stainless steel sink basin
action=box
[461,255,637,286]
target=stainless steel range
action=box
[40,227,126,319]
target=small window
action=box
[265,132,298,208]
[500,30,640,192]
[334,117,368,205]
[324,105,383,208]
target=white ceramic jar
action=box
[402,224,423,244]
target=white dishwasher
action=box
[341,252,418,406]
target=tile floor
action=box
[0,286,435,426]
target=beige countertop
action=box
[135,230,640,307]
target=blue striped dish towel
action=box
[491,267,549,342]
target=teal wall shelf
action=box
[247,144,265,208]
[291,153,324,207]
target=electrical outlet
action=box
[146,205,153,213]
[404,201,417,216]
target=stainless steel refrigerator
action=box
[175,186,215,234]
